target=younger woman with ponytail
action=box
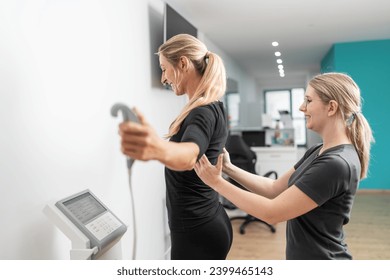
[119,34,232,259]
[194,72,374,260]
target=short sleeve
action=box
[294,155,351,206]
[181,106,216,160]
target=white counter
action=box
[250,146,298,177]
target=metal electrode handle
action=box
[111,103,140,169]
[111,102,139,259]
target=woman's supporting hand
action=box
[221,147,233,173]
[194,154,224,189]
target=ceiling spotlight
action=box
[280,73,285,77]
[274,51,281,57]
[278,65,284,70]
[276,59,283,64]
[272,41,279,47]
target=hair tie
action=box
[204,51,210,64]
[347,111,360,126]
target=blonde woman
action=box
[195,72,374,259]
[119,34,232,259]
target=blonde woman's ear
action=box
[179,56,190,71]
[328,100,339,116]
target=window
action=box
[225,93,240,128]
[265,88,306,146]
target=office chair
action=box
[222,134,277,234]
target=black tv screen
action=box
[164,4,197,41]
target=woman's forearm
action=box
[223,163,278,198]
[213,176,276,223]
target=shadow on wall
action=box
[148,4,164,89]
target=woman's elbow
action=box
[263,215,282,225]
[185,157,197,171]
[168,157,197,171]
[176,144,199,171]
[255,206,283,225]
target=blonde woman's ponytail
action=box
[158,34,226,139]
[309,72,374,179]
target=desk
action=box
[251,147,298,177]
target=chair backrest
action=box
[222,134,278,210]
[225,134,256,174]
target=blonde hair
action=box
[158,34,226,138]
[309,72,374,179]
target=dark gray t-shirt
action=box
[287,143,361,259]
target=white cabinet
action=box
[251,147,298,177]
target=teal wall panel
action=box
[321,45,335,73]
[321,39,390,189]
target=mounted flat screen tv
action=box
[164,3,197,41]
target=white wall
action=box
[0,0,187,260]
[0,0,254,260]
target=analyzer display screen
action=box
[63,192,106,224]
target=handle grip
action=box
[111,103,139,123]
[111,103,139,169]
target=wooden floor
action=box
[226,191,390,260]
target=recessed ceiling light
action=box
[271,43,285,77]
